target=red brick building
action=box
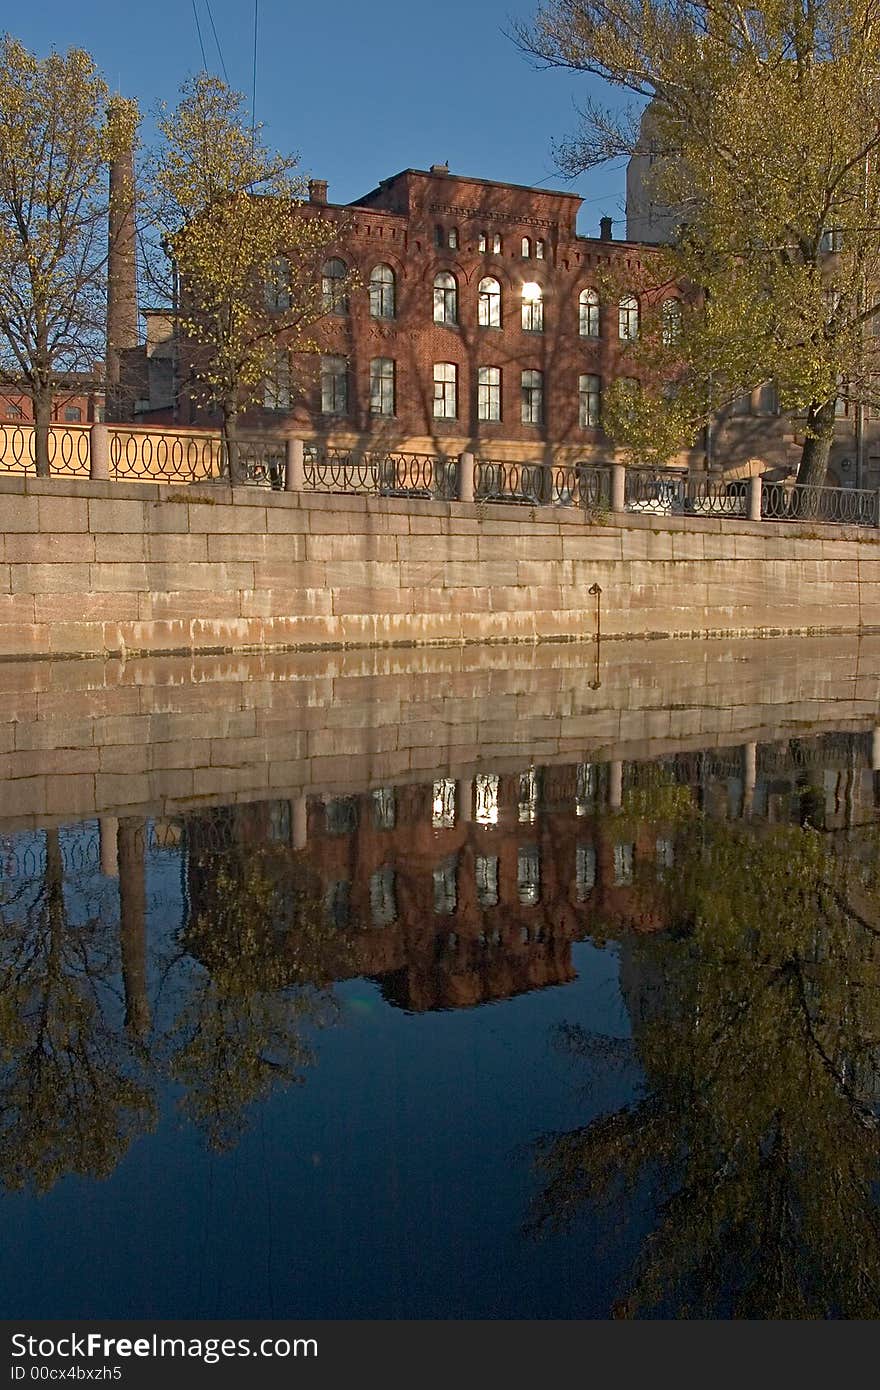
[162,164,661,467]
[0,374,105,426]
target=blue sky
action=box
[10,1,630,237]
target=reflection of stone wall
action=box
[3,635,880,829]
[3,475,880,661]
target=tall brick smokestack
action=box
[106,97,139,422]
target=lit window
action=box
[320,355,348,415]
[521,369,543,425]
[478,366,501,421]
[433,362,457,419]
[518,845,541,905]
[661,299,682,345]
[370,865,397,926]
[264,256,290,311]
[492,233,502,253]
[475,773,499,825]
[618,294,639,339]
[521,236,531,258]
[433,855,458,915]
[372,787,396,830]
[576,844,596,901]
[536,238,545,259]
[576,763,596,815]
[579,374,601,429]
[518,767,539,822]
[579,287,600,337]
[478,276,501,327]
[432,778,456,828]
[321,257,348,314]
[613,842,634,885]
[448,228,459,250]
[433,271,458,325]
[522,282,543,332]
[478,231,488,252]
[369,263,396,319]
[475,855,499,908]
[64,406,83,423]
[370,357,395,416]
[263,349,291,410]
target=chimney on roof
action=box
[309,179,328,204]
[599,216,614,241]
[430,162,449,176]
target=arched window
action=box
[478,276,501,328]
[433,271,458,325]
[478,231,488,252]
[321,257,348,314]
[521,282,543,332]
[661,298,682,345]
[369,264,396,319]
[536,238,546,260]
[521,236,532,258]
[264,256,290,311]
[579,287,600,337]
[492,233,502,253]
[618,294,639,339]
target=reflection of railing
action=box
[761,481,878,525]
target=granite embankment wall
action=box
[2,474,880,659]
[2,634,879,828]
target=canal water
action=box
[2,639,880,1319]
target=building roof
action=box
[353,167,584,206]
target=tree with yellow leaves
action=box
[151,75,340,483]
[516,1,880,486]
[0,36,136,476]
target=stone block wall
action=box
[1,474,879,660]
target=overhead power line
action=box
[204,0,230,84]
[191,0,208,71]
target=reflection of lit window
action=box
[576,763,596,816]
[432,778,457,829]
[433,855,458,914]
[656,837,674,874]
[518,767,539,823]
[613,842,634,885]
[475,773,499,826]
[576,844,597,901]
[518,844,541,905]
[325,796,358,834]
[372,787,396,830]
[475,854,499,907]
[325,879,351,929]
[370,865,397,926]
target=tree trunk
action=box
[795,400,837,490]
[33,389,52,479]
[118,816,150,1041]
[223,407,242,486]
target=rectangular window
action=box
[64,406,82,423]
[492,234,502,253]
[320,355,348,415]
[517,845,541,905]
[263,349,291,410]
[730,391,751,416]
[521,369,543,425]
[475,855,499,908]
[755,381,779,415]
[579,374,601,429]
[477,366,501,421]
[478,231,488,252]
[370,357,395,416]
[433,362,457,419]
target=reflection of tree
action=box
[530,819,880,1317]
[0,828,155,1193]
[164,836,348,1151]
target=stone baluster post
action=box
[99,816,119,878]
[459,451,475,504]
[611,462,626,514]
[747,474,763,522]
[90,422,110,481]
[608,760,623,811]
[285,436,305,492]
[291,793,309,850]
